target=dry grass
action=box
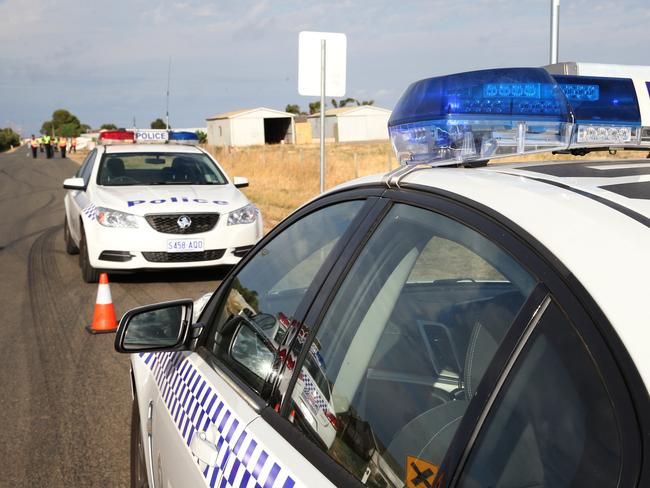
[207,142,397,232]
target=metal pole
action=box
[165,56,171,130]
[320,39,326,193]
[550,0,560,64]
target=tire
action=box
[79,228,100,283]
[64,216,79,255]
[130,399,150,488]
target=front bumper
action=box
[84,215,262,270]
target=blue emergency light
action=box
[388,68,574,166]
[552,74,641,146]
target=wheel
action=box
[130,399,150,488]
[64,216,79,255]
[78,228,99,283]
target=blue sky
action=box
[1,0,649,135]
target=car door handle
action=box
[190,431,219,466]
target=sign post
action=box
[299,31,347,193]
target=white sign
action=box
[298,31,347,97]
[135,130,169,142]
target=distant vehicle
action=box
[115,68,650,488]
[62,132,262,282]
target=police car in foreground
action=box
[114,68,650,488]
[63,131,262,282]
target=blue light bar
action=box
[168,131,199,144]
[553,75,641,146]
[388,68,573,166]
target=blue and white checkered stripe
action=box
[139,352,298,488]
[300,371,329,413]
[82,203,97,220]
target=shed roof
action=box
[206,107,295,121]
[308,105,392,118]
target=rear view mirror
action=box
[114,299,193,353]
[63,177,86,191]
[145,157,166,164]
[233,176,249,188]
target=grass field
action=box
[71,142,649,233]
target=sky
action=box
[1,0,649,136]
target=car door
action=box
[263,190,647,488]
[66,148,97,241]
[142,193,380,487]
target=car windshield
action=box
[96,152,227,186]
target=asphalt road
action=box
[0,147,227,486]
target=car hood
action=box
[92,185,250,216]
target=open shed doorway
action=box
[264,117,292,144]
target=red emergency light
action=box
[99,130,135,144]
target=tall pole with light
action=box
[550,0,560,64]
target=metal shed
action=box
[308,106,392,143]
[205,108,296,147]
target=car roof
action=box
[103,144,204,155]
[332,159,650,384]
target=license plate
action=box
[166,238,205,253]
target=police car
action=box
[62,131,263,282]
[114,68,650,488]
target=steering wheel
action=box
[110,176,139,184]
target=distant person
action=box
[71,137,77,153]
[59,137,67,158]
[53,136,59,153]
[43,134,53,158]
[29,135,38,158]
[38,136,44,153]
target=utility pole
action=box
[165,57,171,131]
[550,0,560,64]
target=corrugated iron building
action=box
[206,108,296,147]
[308,106,392,143]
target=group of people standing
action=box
[29,134,77,159]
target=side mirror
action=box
[63,177,86,191]
[114,299,194,353]
[233,176,249,189]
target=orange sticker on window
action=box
[406,455,438,488]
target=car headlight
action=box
[96,207,139,228]
[227,204,258,225]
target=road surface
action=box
[0,147,227,486]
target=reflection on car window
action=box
[205,200,364,394]
[286,203,536,487]
[458,302,621,488]
[96,152,227,186]
[123,306,183,349]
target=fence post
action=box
[354,153,359,179]
[387,152,391,172]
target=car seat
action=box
[104,158,126,183]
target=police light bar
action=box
[168,131,199,145]
[552,74,642,147]
[388,68,573,167]
[98,130,135,144]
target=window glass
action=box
[205,200,364,394]
[77,149,96,184]
[457,302,621,488]
[286,203,536,487]
[96,152,227,186]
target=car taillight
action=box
[324,411,339,430]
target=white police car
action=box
[114,68,650,488]
[63,131,263,282]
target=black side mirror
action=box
[114,299,194,353]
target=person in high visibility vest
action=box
[38,136,44,152]
[42,135,53,158]
[71,137,77,153]
[30,135,39,158]
[53,136,59,153]
[59,136,67,158]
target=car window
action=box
[96,152,227,186]
[76,149,96,185]
[284,203,536,487]
[204,200,365,394]
[457,301,621,488]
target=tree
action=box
[309,101,321,115]
[356,99,374,106]
[285,104,301,115]
[100,123,118,130]
[332,97,357,108]
[151,118,166,129]
[196,130,207,144]
[0,127,20,152]
[40,109,87,137]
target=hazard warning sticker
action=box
[406,455,438,488]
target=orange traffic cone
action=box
[85,273,118,334]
